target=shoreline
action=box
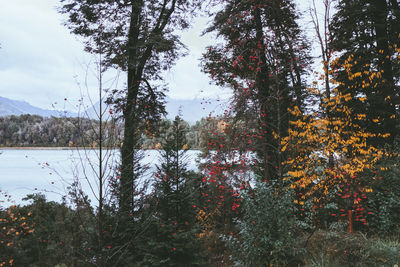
[0,147,200,151]
[0,147,72,150]
[0,147,116,150]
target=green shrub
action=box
[224,181,302,266]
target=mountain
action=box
[0,96,228,123]
[84,96,227,123]
[165,96,226,123]
[0,96,77,117]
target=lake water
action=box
[0,149,202,207]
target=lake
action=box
[0,149,202,207]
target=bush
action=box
[224,181,301,266]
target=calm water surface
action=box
[0,149,201,206]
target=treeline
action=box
[0,114,122,148]
[0,114,214,149]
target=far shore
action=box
[0,146,199,151]
[0,147,117,150]
[0,146,70,150]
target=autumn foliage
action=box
[1,0,400,266]
[0,201,33,266]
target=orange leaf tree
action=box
[0,203,33,266]
[281,57,389,229]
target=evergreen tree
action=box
[202,0,311,181]
[329,0,400,145]
[137,116,206,266]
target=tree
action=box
[281,58,390,231]
[0,193,99,266]
[70,57,120,266]
[224,180,298,266]
[190,116,244,265]
[363,143,400,235]
[329,0,400,145]
[60,0,201,216]
[137,116,205,266]
[0,198,33,267]
[198,4,311,262]
[310,0,334,100]
[201,0,311,181]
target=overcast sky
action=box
[0,0,228,111]
[0,0,316,111]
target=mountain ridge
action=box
[0,96,228,123]
[0,96,77,117]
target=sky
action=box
[0,0,319,112]
[0,0,229,111]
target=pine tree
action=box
[329,0,400,145]
[138,116,206,266]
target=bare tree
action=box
[310,0,333,99]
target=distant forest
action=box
[0,114,210,149]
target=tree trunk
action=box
[119,1,143,215]
[254,7,275,181]
[347,209,353,233]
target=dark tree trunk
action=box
[120,1,143,215]
[371,0,397,142]
[254,7,276,181]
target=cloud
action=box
[0,1,224,111]
[164,17,231,100]
[0,1,104,109]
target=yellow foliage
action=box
[155,143,162,149]
[281,56,388,200]
[288,170,305,178]
[0,195,34,265]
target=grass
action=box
[301,230,400,267]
